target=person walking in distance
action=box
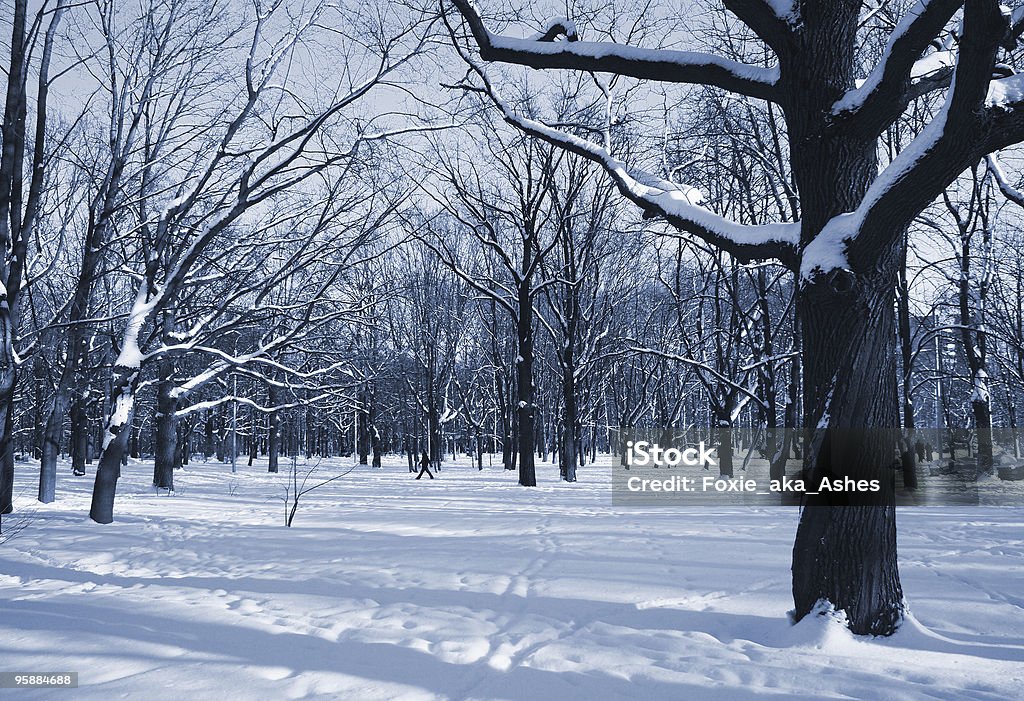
[415,451,434,480]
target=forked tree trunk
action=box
[780,0,908,636]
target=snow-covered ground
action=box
[1,456,1022,700]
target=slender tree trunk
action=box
[958,236,994,474]
[561,361,578,482]
[371,424,382,467]
[179,417,191,466]
[715,406,734,478]
[427,402,441,465]
[70,395,88,475]
[89,365,140,524]
[268,383,280,473]
[153,357,177,491]
[38,393,64,501]
[516,286,536,487]
[897,234,918,489]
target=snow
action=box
[832,2,957,115]
[113,285,160,371]
[1,457,1023,700]
[765,0,797,23]
[491,101,800,251]
[911,49,955,81]
[987,73,1024,108]
[483,32,780,88]
[530,17,577,42]
[799,212,859,281]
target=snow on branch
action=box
[986,154,1024,207]
[449,0,781,102]
[805,0,1015,283]
[531,16,578,42]
[722,0,798,51]
[832,0,962,133]
[446,43,799,267]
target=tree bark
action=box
[897,233,919,489]
[153,357,177,491]
[792,268,904,636]
[715,406,734,478]
[561,362,578,482]
[89,365,140,524]
[70,396,88,475]
[268,382,281,473]
[516,284,537,486]
[0,0,28,515]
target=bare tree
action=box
[447,0,1024,635]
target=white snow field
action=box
[1,457,1023,701]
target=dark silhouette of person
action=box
[415,451,434,480]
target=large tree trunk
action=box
[783,1,905,637]
[792,269,904,637]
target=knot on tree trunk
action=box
[826,268,857,294]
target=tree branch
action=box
[832,0,962,136]
[457,68,799,265]
[803,0,1010,281]
[723,0,796,53]
[449,0,781,102]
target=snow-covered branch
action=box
[445,31,800,267]
[833,0,962,134]
[804,0,1017,282]
[722,0,797,51]
[448,0,782,102]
